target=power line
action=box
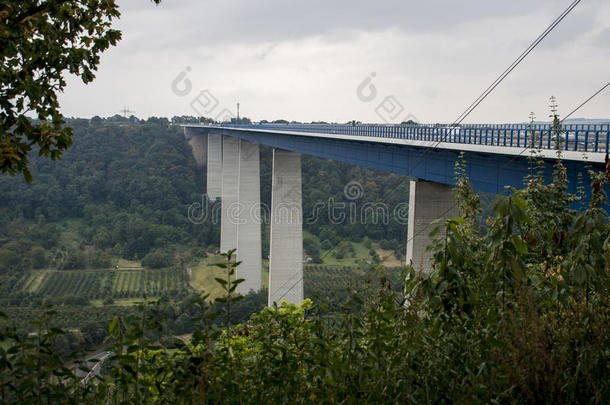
[351,0,585,236]
[385,0,583,182]
[453,0,582,126]
[269,268,303,303]
[561,82,610,123]
[119,106,134,117]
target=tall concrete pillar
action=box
[268,149,303,305]
[236,140,262,294]
[220,136,239,253]
[406,180,458,273]
[207,133,223,200]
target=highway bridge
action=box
[183,123,609,306]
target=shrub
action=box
[142,249,174,269]
[89,250,112,269]
[379,238,392,250]
[61,249,87,270]
[29,246,48,269]
[0,248,22,272]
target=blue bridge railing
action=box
[219,123,610,154]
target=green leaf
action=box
[572,265,586,285]
[511,234,527,254]
[214,277,228,286]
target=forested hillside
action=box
[0,117,412,275]
[0,117,208,270]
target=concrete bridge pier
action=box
[406,180,458,273]
[220,136,239,253]
[206,133,223,200]
[236,140,262,294]
[268,149,303,306]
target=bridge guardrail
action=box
[219,123,610,154]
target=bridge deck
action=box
[210,123,609,163]
[183,123,607,200]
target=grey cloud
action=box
[119,0,552,50]
[536,8,597,48]
[256,43,280,60]
[592,27,610,49]
[59,0,610,122]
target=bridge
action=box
[183,123,610,306]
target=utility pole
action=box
[236,102,240,123]
[119,106,134,117]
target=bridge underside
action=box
[198,127,598,196]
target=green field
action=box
[39,270,105,297]
[314,241,402,267]
[188,256,270,300]
[0,248,403,306]
[112,268,187,298]
[185,252,402,302]
[5,267,188,300]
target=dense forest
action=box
[0,117,207,271]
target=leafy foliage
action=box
[1,157,609,403]
[0,1,162,181]
[0,118,207,271]
[0,1,123,181]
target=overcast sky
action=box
[59,0,610,124]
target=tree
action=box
[89,249,111,268]
[62,248,86,270]
[29,245,47,269]
[0,248,21,272]
[142,249,174,269]
[303,234,321,257]
[0,0,160,181]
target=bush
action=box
[303,234,321,258]
[379,239,392,250]
[142,249,174,269]
[29,246,48,269]
[89,250,112,268]
[363,236,372,249]
[0,248,22,272]
[62,249,87,270]
[62,295,90,306]
[334,241,354,259]
[311,255,323,264]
